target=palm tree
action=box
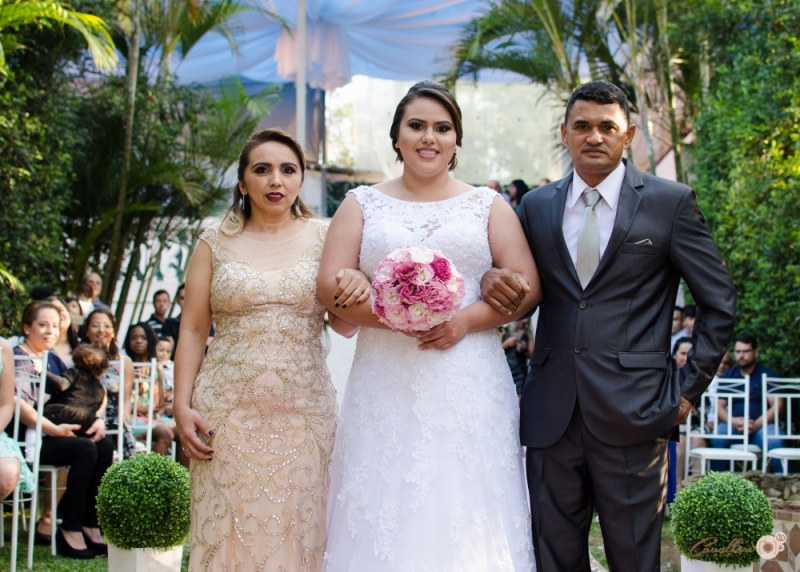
[0,0,117,75]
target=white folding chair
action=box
[686,376,759,476]
[0,353,49,571]
[131,360,158,452]
[103,359,126,463]
[762,375,800,474]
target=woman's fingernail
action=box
[335,303,339,308]
[342,304,347,309]
[357,301,362,304]
[208,430,214,436]
[334,295,339,300]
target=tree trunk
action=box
[114,217,147,326]
[103,0,140,305]
[636,82,658,175]
[659,0,685,184]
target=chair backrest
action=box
[694,375,752,446]
[131,359,158,452]
[103,359,126,462]
[12,353,48,481]
[763,375,800,441]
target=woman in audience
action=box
[672,337,700,492]
[82,308,136,459]
[0,338,35,500]
[508,179,530,210]
[14,301,107,558]
[47,297,80,367]
[123,322,173,455]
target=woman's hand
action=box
[415,313,469,351]
[333,269,371,309]
[84,418,106,443]
[45,423,80,438]
[174,406,214,460]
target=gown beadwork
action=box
[188,218,338,572]
[323,187,535,572]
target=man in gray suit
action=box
[482,81,736,571]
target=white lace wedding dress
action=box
[323,186,535,572]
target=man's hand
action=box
[480,268,531,316]
[731,416,746,433]
[674,396,693,427]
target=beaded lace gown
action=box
[188,218,338,572]
[323,187,535,572]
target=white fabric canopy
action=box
[176,0,495,90]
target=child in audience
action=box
[155,337,174,391]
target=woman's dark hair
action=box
[389,80,463,171]
[510,179,530,203]
[20,300,61,336]
[46,296,80,350]
[221,127,314,236]
[565,81,631,126]
[673,337,693,356]
[65,295,83,316]
[83,308,120,359]
[123,322,158,361]
[72,344,109,378]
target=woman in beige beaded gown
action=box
[174,128,365,572]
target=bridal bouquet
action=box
[371,246,465,332]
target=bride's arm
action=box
[416,198,541,351]
[318,195,389,330]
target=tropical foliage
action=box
[0,0,282,333]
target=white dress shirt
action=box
[562,162,627,267]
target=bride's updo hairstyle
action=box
[220,127,315,236]
[389,80,463,171]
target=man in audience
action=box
[163,283,215,358]
[671,305,689,352]
[711,334,784,470]
[682,304,697,338]
[83,272,110,311]
[146,290,170,337]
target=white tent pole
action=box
[296,0,307,153]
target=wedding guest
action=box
[175,127,363,572]
[146,290,170,337]
[508,178,530,210]
[502,320,532,395]
[717,350,733,377]
[711,334,784,471]
[682,304,697,337]
[0,338,35,501]
[82,309,136,459]
[156,337,174,390]
[671,305,689,352]
[163,283,216,359]
[487,179,511,204]
[14,301,104,558]
[672,337,695,493]
[82,273,110,312]
[76,281,95,317]
[47,297,80,367]
[537,178,551,187]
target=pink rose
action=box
[398,282,428,304]
[382,304,411,330]
[430,257,452,281]
[392,261,417,283]
[421,280,456,314]
[412,264,434,285]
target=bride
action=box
[318,81,541,571]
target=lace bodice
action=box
[350,186,497,307]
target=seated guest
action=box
[14,303,110,558]
[0,338,35,501]
[163,283,215,358]
[508,179,530,210]
[47,297,80,368]
[486,179,511,204]
[682,304,697,338]
[146,290,170,337]
[502,320,532,397]
[710,334,784,471]
[155,337,174,391]
[671,305,689,352]
[671,337,705,491]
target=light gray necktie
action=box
[576,188,601,289]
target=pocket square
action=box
[633,239,653,246]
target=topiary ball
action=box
[97,452,191,550]
[671,471,773,567]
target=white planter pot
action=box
[680,554,752,572]
[108,543,183,572]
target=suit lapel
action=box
[549,174,581,286]
[589,162,643,286]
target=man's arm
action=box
[670,188,737,405]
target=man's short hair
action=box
[674,305,684,315]
[735,333,757,349]
[31,286,55,300]
[564,81,631,126]
[153,289,169,302]
[683,304,697,318]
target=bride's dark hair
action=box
[389,80,463,171]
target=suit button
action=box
[579,300,587,309]
[574,345,583,354]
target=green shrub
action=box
[97,452,191,550]
[671,472,773,567]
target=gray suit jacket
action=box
[518,160,736,448]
